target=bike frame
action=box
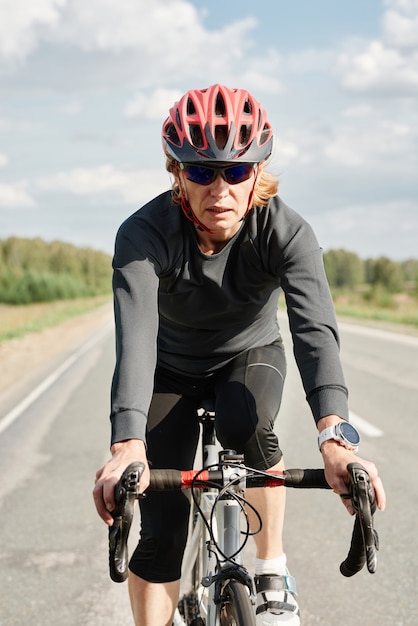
[174,408,255,626]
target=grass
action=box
[332,290,418,330]
[334,305,418,328]
[0,295,112,343]
[1,289,417,345]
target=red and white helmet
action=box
[162,84,273,163]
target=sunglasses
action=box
[179,162,256,186]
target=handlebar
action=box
[108,461,379,582]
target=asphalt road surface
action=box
[0,313,417,626]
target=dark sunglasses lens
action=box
[183,165,215,185]
[224,164,254,184]
[182,163,254,185]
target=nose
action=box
[209,172,229,196]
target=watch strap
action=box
[318,425,338,450]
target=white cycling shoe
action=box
[254,573,300,626]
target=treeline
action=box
[0,237,113,304]
[1,238,416,306]
[323,249,418,295]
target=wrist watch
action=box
[318,421,360,452]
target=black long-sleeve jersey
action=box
[110,191,348,444]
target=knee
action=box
[130,491,190,582]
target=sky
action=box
[0,0,417,261]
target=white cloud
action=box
[0,0,65,61]
[59,100,82,116]
[383,9,418,47]
[0,182,36,208]
[270,104,418,176]
[0,0,256,74]
[337,40,418,94]
[270,139,299,169]
[337,1,418,94]
[342,104,375,118]
[321,198,418,259]
[325,117,416,169]
[52,2,258,87]
[0,0,278,98]
[36,165,169,204]
[0,115,40,132]
[0,153,8,167]
[125,88,183,121]
[53,0,205,53]
[273,125,331,168]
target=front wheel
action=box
[217,579,256,626]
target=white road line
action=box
[349,411,384,438]
[338,320,418,347]
[0,323,112,437]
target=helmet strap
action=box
[243,164,260,216]
[177,175,214,234]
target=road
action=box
[0,313,417,626]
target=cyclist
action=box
[93,84,386,626]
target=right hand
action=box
[93,439,150,525]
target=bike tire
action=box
[217,579,256,626]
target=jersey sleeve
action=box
[109,217,161,445]
[259,199,349,423]
[281,245,349,422]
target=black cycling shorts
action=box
[129,340,287,582]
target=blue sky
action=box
[1,0,417,260]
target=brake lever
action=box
[348,462,379,573]
[340,462,379,576]
[109,462,145,582]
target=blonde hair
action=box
[165,158,278,208]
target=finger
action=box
[95,467,104,484]
[359,459,386,511]
[92,483,114,526]
[373,475,387,511]
[339,494,355,516]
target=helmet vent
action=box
[243,98,253,115]
[190,124,204,148]
[175,109,183,131]
[214,125,228,149]
[215,92,226,116]
[187,97,196,115]
[260,124,271,146]
[165,122,181,147]
[239,124,251,147]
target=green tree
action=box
[323,249,365,288]
[368,256,404,293]
[0,237,112,304]
[402,259,418,282]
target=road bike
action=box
[108,401,379,626]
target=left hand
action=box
[318,416,386,515]
[321,440,386,515]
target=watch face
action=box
[339,422,361,445]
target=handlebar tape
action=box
[148,469,183,490]
[284,468,331,489]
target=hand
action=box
[93,439,149,525]
[321,440,386,515]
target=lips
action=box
[207,207,231,213]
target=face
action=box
[176,164,259,240]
